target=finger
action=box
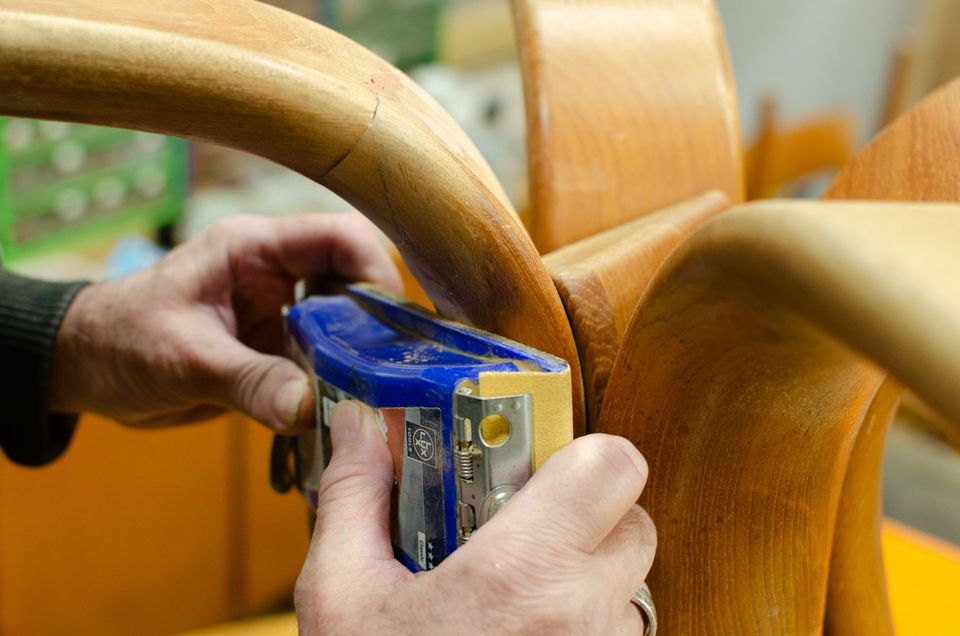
[305,401,405,580]
[200,330,313,433]
[262,213,403,293]
[593,505,657,596]
[471,434,649,555]
[618,600,653,636]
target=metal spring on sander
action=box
[455,444,479,482]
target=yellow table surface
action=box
[884,519,960,635]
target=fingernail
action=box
[330,400,372,448]
[276,378,307,431]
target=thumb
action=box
[204,333,312,433]
[306,401,401,578]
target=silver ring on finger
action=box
[630,582,657,636]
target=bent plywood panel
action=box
[0,0,585,428]
[513,0,744,252]
[599,200,960,632]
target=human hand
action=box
[49,213,402,431]
[295,401,656,635]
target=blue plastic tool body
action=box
[285,284,564,571]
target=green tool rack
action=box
[0,118,188,263]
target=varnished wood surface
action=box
[0,0,584,430]
[512,0,743,252]
[824,378,900,635]
[599,200,960,632]
[820,77,960,632]
[544,191,729,426]
[827,77,960,201]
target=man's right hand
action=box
[295,401,657,635]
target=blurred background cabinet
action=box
[0,415,309,635]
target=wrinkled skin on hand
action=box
[49,213,402,431]
[296,402,657,635]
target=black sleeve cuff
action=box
[0,270,89,467]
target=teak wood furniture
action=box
[0,0,958,633]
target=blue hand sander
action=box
[270,283,573,572]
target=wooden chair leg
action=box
[824,378,900,635]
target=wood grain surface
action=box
[598,199,960,632]
[0,0,585,430]
[544,191,729,427]
[824,377,900,635]
[826,78,960,201]
[512,0,744,252]
[821,76,960,633]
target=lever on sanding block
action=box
[271,283,573,572]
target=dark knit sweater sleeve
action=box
[0,270,89,466]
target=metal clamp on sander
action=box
[271,284,573,572]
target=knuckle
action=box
[227,356,269,404]
[314,458,390,519]
[620,504,656,533]
[206,214,261,245]
[629,505,657,548]
[615,506,658,564]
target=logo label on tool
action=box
[407,422,437,467]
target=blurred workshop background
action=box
[0,0,957,634]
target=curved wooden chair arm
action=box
[0,0,583,422]
[512,0,743,252]
[598,199,960,632]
